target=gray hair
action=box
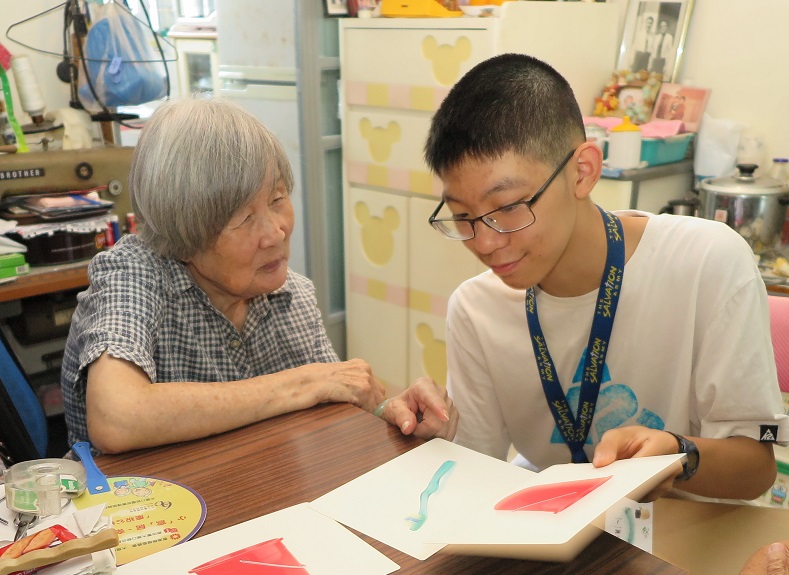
[129,97,293,260]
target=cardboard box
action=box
[0,262,29,280]
[0,252,26,269]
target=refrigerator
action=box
[215,0,347,355]
[216,0,306,275]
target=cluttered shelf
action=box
[0,260,88,303]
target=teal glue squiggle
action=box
[623,506,635,543]
[406,459,455,531]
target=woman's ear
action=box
[574,142,603,199]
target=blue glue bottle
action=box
[109,214,121,244]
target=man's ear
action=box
[574,142,603,199]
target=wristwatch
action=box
[666,431,700,481]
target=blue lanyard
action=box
[525,207,625,463]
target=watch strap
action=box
[666,431,699,481]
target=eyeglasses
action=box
[428,149,576,240]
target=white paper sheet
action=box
[114,503,399,575]
[605,498,653,553]
[309,439,682,562]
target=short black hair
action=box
[424,53,585,176]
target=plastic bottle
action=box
[109,214,121,243]
[769,158,789,188]
[606,116,642,170]
[126,213,137,234]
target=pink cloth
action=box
[583,117,687,137]
[768,295,789,393]
[640,120,686,138]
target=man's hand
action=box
[592,426,683,501]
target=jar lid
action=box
[609,116,641,133]
[701,164,787,195]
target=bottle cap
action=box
[610,116,641,133]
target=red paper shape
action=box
[189,538,310,575]
[494,476,612,514]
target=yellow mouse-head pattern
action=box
[421,35,471,87]
[359,118,402,164]
[416,322,447,387]
[355,201,400,266]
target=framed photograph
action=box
[617,0,696,83]
[324,0,350,17]
[651,83,711,132]
[593,71,662,124]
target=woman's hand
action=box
[740,541,789,575]
[377,377,459,440]
[305,358,386,411]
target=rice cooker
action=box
[697,164,789,252]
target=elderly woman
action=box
[61,97,457,454]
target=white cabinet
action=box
[341,3,620,394]
[169,34,220,97]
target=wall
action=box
[0,4,171,142]
[2,1,787,163]
[607,0,789,168]
[1,6,72,127]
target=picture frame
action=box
[593,71,662,125]
[651,83,711,132]
[617,0,696,84]
[324,0,350,17]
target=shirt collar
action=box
[165,257,294,307]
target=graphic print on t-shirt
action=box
[550,350,665,445]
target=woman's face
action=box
[185,175,294,304]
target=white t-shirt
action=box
[447,211,789,471]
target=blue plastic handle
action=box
[72,441,110,495]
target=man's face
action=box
[437,151,578,290]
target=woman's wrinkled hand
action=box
[379,377,459,440]
[740,541,789,575]
[307,358,386,411]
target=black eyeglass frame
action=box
[428,148,577,240]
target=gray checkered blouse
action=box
[61,234,339,450]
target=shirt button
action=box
[229,339,242,349]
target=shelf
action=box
[602,159,694,182]
[0,261,89,303]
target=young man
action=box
[631,15,655,72]
[423,53,788,501]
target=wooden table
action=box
[95,403,686,574]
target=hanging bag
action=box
[78,1,166,110]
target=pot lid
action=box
[701,164,788,195]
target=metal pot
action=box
[659,197,700,217]
[697,164,789,252]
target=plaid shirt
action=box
[61,235,338,450]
